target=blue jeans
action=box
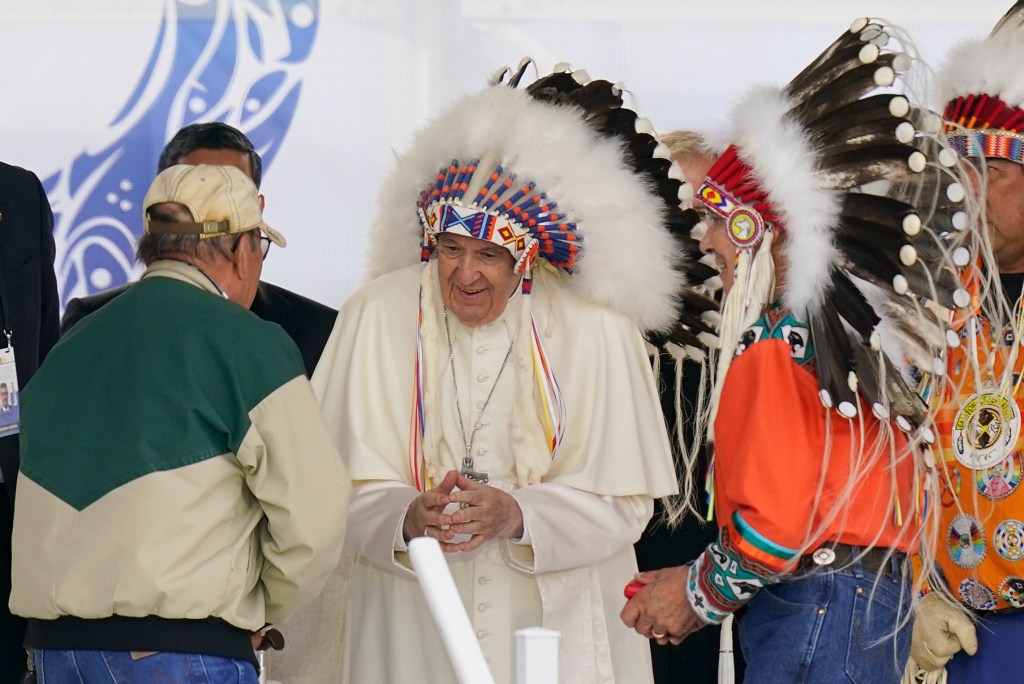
[738,563,912,683]
[945,610,1024,682]
[35,650,258,683]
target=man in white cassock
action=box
[309,63,707,684]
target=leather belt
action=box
[795,543,906,576]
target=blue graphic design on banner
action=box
[46,0,318,308]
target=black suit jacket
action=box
[0,162,60,494]
[633,355,745,684]
[62,279,337,379]
[0,160,60,681]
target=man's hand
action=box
[620,565,707,645]
[402,470,459,543]
[908,592,977,671]
[446,474,524,553]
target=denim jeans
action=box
[35,650,258,683]
[945,609,1024,682]
[738,562,912,683]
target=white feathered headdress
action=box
[368,62,718,357]
[939,1,1024,164]
[695,17,975,430]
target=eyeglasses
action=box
[232,231,272,261]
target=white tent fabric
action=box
[0,0,994,313]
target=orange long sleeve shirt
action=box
[687,336,919,623]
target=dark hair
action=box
[158,122,263,188]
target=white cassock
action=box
[283,262,677,684]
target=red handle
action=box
[624,580,644,599]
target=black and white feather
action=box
[698,18,975,429]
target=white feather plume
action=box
[936,29,1024,113]
[699,121,734,157]
[727,85,843,318]
[366,85,686,333]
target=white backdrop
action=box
[0,0,1006,311]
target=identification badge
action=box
[0,345,18,438]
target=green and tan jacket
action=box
[10,260,350,659]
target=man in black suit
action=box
[0,160,60,682]
[61,123,336,378]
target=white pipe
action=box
[718,614,735,684]
[409,537,496,684]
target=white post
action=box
[718,614,735,684]
[515,627,559,684]
[409,537,496,684]
[257,651,283,684]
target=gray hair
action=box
[659,129,713,162]
[135,202,255,265]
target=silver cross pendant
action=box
[461,455,489,484]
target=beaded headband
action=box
[416,161,579,275]
[946,131,1024,164]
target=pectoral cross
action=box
[461,455,489,484]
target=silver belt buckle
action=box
[811,547,836,567]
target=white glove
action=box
[909,592,978,671]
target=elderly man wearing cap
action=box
[9,164,350,683]
[61,122,339,379]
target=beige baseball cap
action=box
[142,164,286,247]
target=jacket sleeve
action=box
[238,375,352,624]
[345,480,421,574]
[715,340,825,561]
[343,480,652,577]
[502,484,652,574]
[687,340,823,623]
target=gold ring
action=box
[651,630,667,639]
